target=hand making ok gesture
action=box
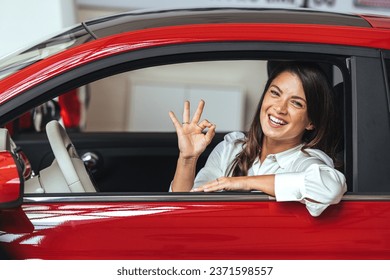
[169,100,216,160]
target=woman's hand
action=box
[191,176,251,192]
[191,175,276,196]
[169,100,216,160]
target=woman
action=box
[169,61,347,216]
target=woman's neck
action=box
[260,137,302,162]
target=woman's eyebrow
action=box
[291,95,307,103]
[270,84,282,92]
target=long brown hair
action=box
[229,61,340,176]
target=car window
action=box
[21,60,345,134]
[6,58,347,195]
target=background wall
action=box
[0,0,76,59]
[84,61,268,132]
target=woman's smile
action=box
[268,114,288,126]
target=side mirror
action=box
[0,151,23,209]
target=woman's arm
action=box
[171,156,199,192]
[275,163,347,216]
[192,158,347,216]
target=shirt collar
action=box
[273,144,303,168]
[253,144,303,169]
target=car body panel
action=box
[1,197,390,259]
[0,151,22,206]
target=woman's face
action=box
[260,71,314,148]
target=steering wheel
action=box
[46,120,96,192]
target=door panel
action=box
[1,199,389,259]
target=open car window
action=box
[5,57,348,195]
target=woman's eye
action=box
[291,100,303,108]
[270,90,279,96]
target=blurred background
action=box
[1,0,390,59]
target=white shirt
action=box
[193,132,347,217]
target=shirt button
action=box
[267,155,276,161]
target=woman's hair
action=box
[229,61,341,176]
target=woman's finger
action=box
[202,183,224,192]
[196,119,212,129]
[183,100,190,123]
[204,123,216,143]
[191,178,223,192]
[168,111,182,130]
[191,100,205,124]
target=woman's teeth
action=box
[269,115,287,125]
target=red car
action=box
[0,7,390,260]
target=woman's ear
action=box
[306,122,315,131]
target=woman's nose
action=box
[274,100,288,114]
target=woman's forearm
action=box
[170,156,199,192]
[247,175,275,196]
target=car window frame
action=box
[382,50,390,113]
[348,52,390,193]
[1,41,385,201]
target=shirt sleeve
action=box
[193,132,244,189]
[274,159,347,217]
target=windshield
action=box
[0,25,93,80]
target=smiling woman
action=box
[170,62,347,217]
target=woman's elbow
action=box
[305,166,347,205]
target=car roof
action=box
[84,7,372,39]
[360,14,390,29]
